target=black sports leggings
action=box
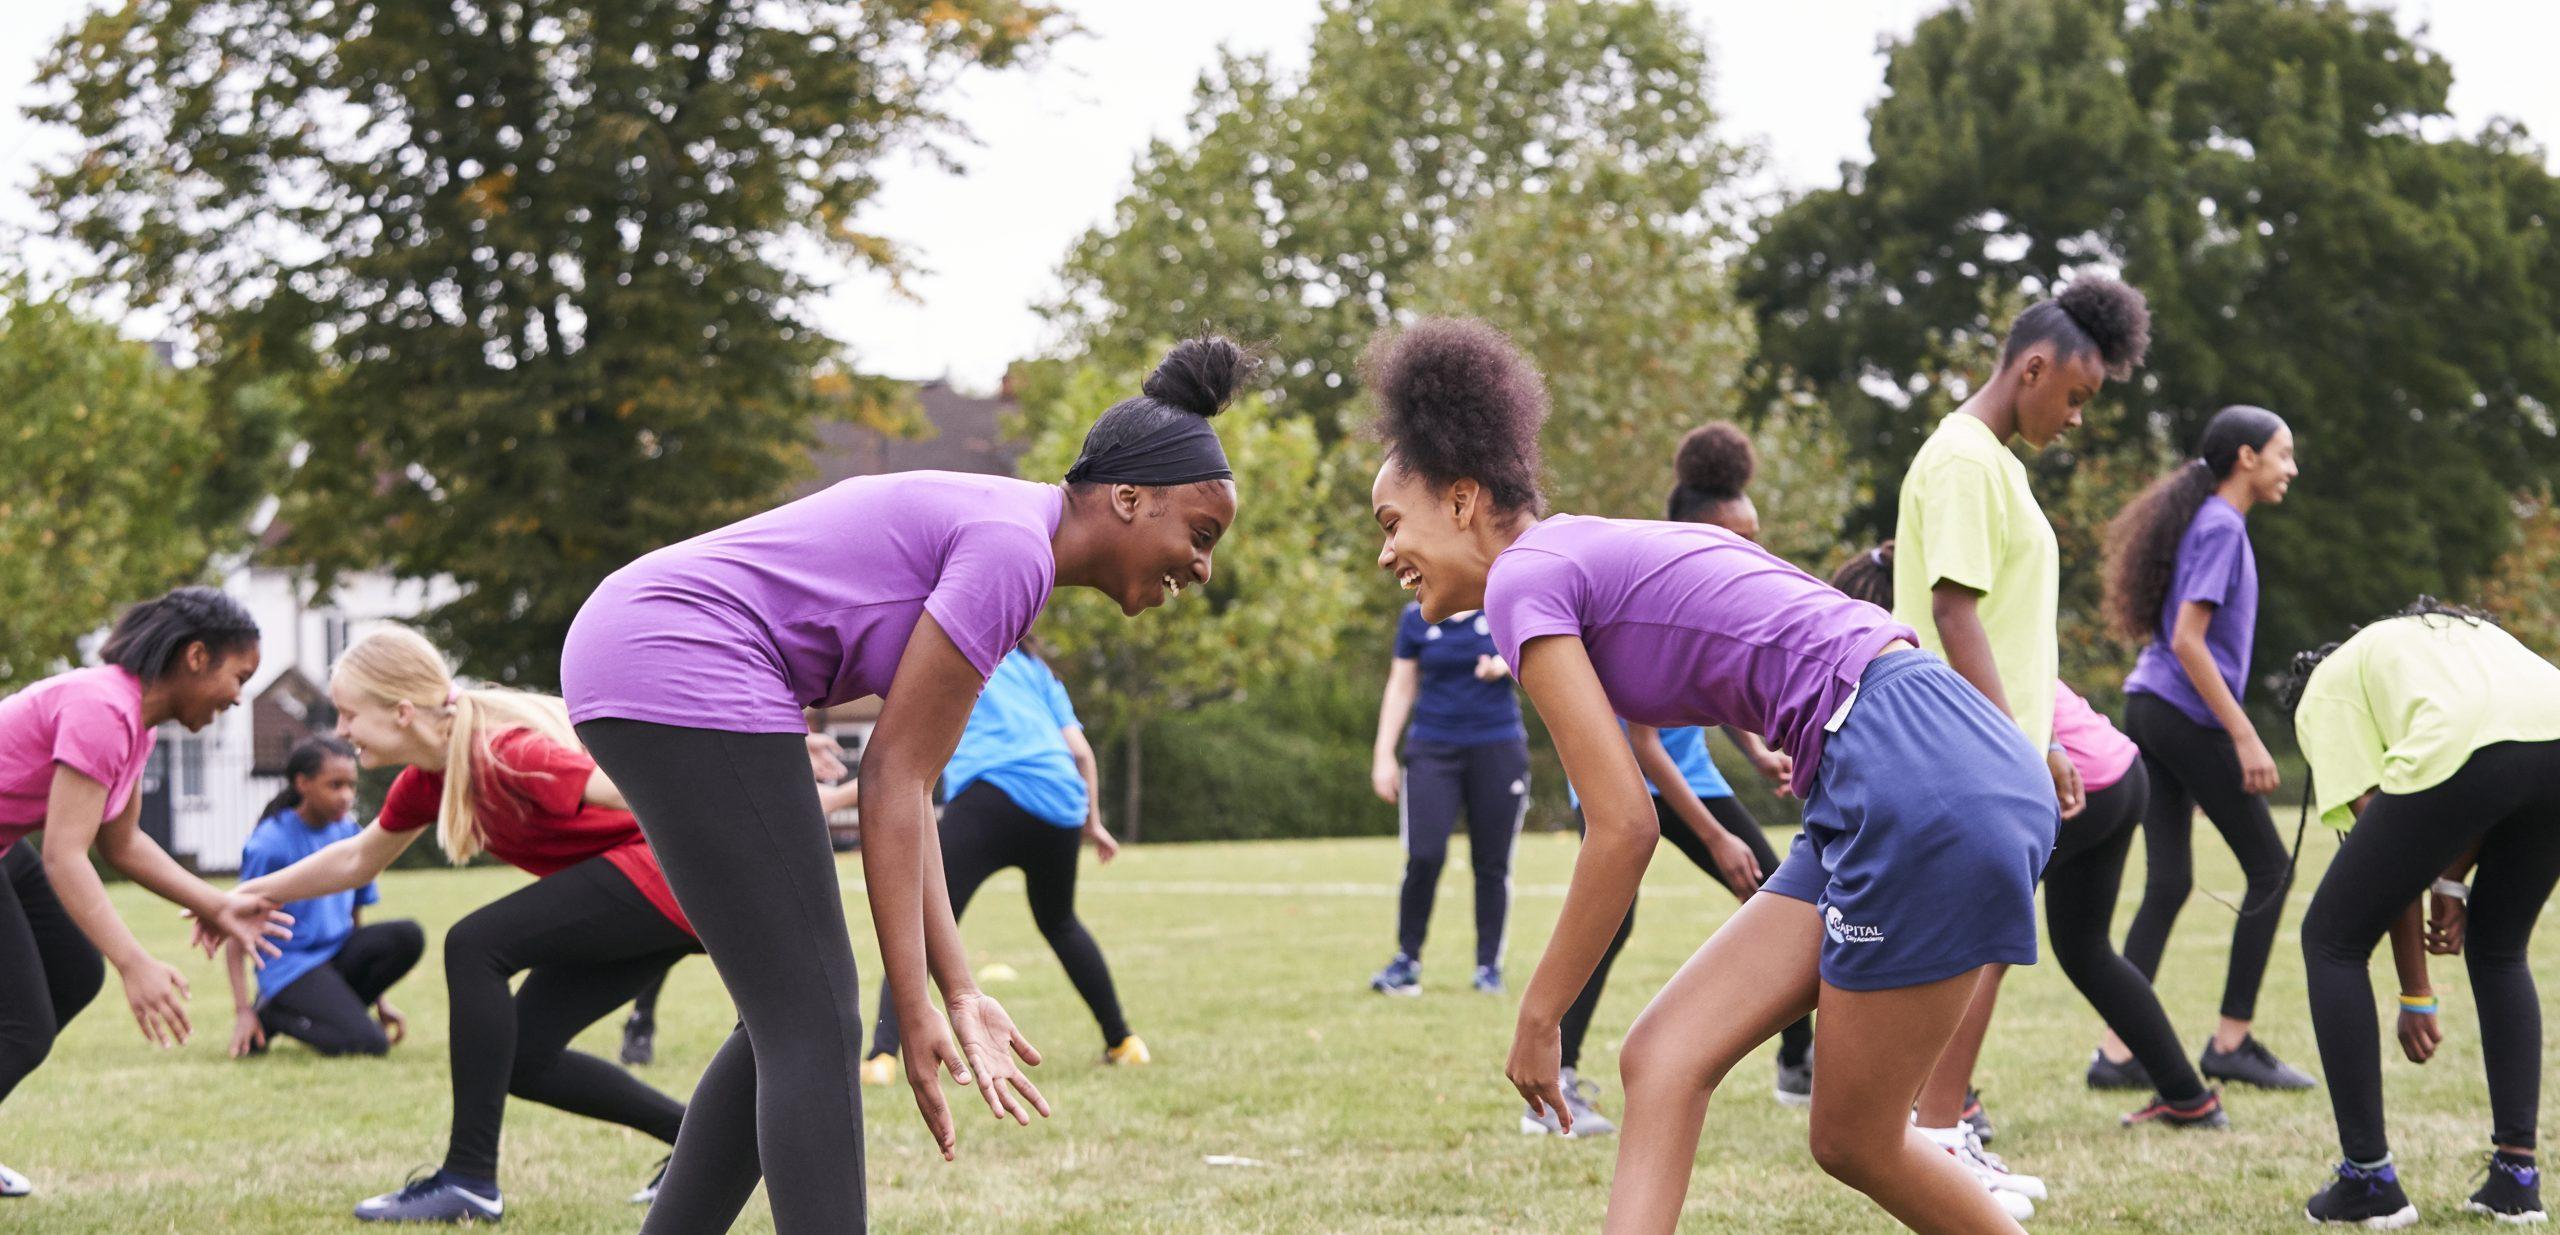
[2121,691,2294,1021]
[580,720,867,1235]
[260,919,426,1056]
[2302,740,2560,1163]
[1560,795,1812,1071]
[2043,761,2207,1103]
[441,856,696,1182]
[1397,737,1530,969]
[0,843,104,1108]
[870,781,1128,1058]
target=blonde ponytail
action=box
[331,626,583,864]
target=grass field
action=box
[12,826,2554,1232]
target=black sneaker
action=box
[2201,1034,2316,1091]
[2085,1049,2153,1091]
[1368,953,1421,997]
[630,1155,671,1206]
[619,1013,655,1066]
[1960,1089,1995,1145]
[1773,1049,1812,1109]
[2305,1161,2417,1228]
[2467,1153,2546,1224]
[2121,1089,2229,1130]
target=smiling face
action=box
[2011,345,2109,448]
[164,644,261,732]
[1100,480,1236,617]
[2236,424,2298,505]
[329,674,444,769]
[1372,458,1497,623]
[294,754,360,824]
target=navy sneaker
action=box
[2085,1049,2153,1091]
[1960,1089,1995,1145]
[355,1170,504,1224]
[2305,1162,2416,1228]
[2467,1153,2546,1224]
[1368,953,1420,997]
[2121,1089,2229,1130]
[2201,1034,2316,1091]
[619,1012,655,1066]
[1472,964,1503,995]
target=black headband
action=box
[1064,412,1233,487]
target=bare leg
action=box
[1604,894,1822,1234]
[1914,965,2006,1127]
[1809,971,2029,1234]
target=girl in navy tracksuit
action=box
[1368,603,1530,995]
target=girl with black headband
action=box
[561,337,1248,1234]
[2097,405,2312,1093]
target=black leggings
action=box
[869,781,1128,1057]
[2302,740,2560,1163]
[2044,762,2208,1102]
[260,919,426,1056]
[0,843,104,1108]
[1560,795,1812,1072]
[1397,737,1530,969]
[2121,691,2294,1021]
[580,720,867,1235]
[441,856,696,1182]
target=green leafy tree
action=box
[1740,0,2560,671]
[1016,365,1373,838]
[0,289,273,688]
[32,0,1060,684]
[1048,0,1741,434]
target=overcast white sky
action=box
[4,1,2552,391]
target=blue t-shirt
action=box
[1570,724,1735,807]
[1393,604,1525,748]
[237,809,378,1005]
[944,650,1089,828]
[2123,496,2259,729]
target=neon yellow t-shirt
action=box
[1892,413,2059,748]
[2295,615,2560,830]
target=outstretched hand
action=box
[949,991,1050,1128]
[191,894,295,965]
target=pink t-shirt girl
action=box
[2051,681,2138,793]
[0,667,158,856]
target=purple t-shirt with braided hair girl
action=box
[563,472,1064,732]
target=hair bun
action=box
[1674,423,1755,498]
[1141,336,1254,418]
[2054,277,2152,378]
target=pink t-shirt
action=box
[2052,681,2138,793]
[563,472,1066,731]
[1482,516,1916,798]
[0,667,158,856]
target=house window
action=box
[176,735,206,800]
[324,614,351,668]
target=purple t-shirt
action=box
[2123,496,2257,728]
[0,666,158,856]
[1481,516,1917,799]
[562,472,1065,732]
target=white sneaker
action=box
[1925,1124,2049,1202]
[1991,1185,2036,1221]
[0,1162,30,1198]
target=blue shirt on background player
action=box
[238,810,379,1004]
[944,649,1090,828]
[1392,603,1524,747]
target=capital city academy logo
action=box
[1823,903,1885,945]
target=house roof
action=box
[796,379,1026,497]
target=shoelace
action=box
[2476,1154,2539,1191]
[1567,1075,1604,1110]
[390,1166,445,1202]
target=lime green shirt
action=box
[2296,616,2560,830]
[1892,413,2059,748]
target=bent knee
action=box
[1618,1017,1728,1096]
[1807,1118,1904,1188]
